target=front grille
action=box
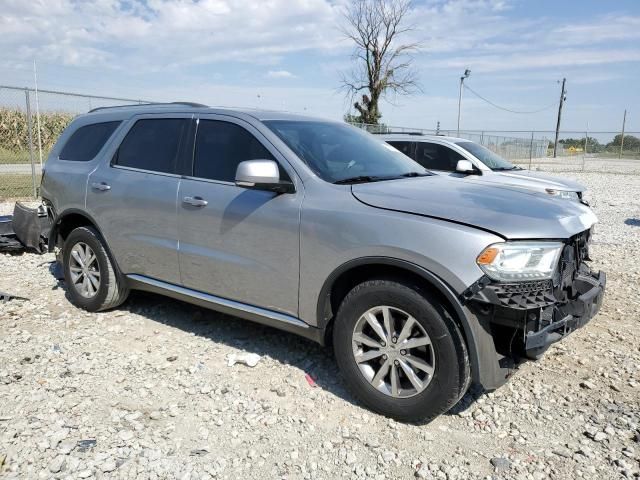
[487,280,556,309]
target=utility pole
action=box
[553,77,566,158]
[457,69,471,136]
[619,109,627,159]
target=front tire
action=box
[63,226,129,312]
[333,279,469,423]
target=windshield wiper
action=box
[492,166,517,171]
[401,171,430,177]
[334,172,429,184]
[334,175,382,185]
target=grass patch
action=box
[0,147,33,165]
[0,174,40,200]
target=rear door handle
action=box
[183,196,208,207]
[91,182,111,191]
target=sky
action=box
[0,0,639,134]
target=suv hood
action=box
[351,176,597,240]
[487,169,586,193]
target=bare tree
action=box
[340,0,419,125]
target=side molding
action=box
[127,274,323,344]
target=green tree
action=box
[344,113,364,124]
[608,134,640,150]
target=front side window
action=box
[414,143,465,172]
[194,120,275,182]
[265,121,425,183]
[456,141,516,170]
[59,121,121,161]
[114,119,186,174]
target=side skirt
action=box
[126,274,323,344]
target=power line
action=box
[463,84,558,115]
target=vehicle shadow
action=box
[54,268,482,422]
[120,290,359,407]
[125,291,483,420]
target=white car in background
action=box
[381,134,588,202]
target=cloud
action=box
[548,15,640,46]
[0,0,343,70]
[267,70,296,79]
[433,48,640,73]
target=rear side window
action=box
[193,120,275,182]
[59,121,121,161]
[114,119,187,174]
[387,141,414,159]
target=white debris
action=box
[226,352,261,367]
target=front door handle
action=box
[91,182,111,191]
[183,196,208,207]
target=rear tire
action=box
[333,279,469,423]
[63,226,129,312]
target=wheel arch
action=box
[48,208,104,252]
[316,257,487,386]
[48,208,127,283]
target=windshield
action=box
[456,141,517,170]
[264,120,427,183]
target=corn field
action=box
[0,107,74,162]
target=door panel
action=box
[85,115,189,284]
[178,181,301,315]
[177,116,302,316]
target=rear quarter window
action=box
[59,121,121,161]
[113,118,186,174]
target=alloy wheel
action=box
[351,305,435,398]
[69,242,101,298]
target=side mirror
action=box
[235,160,294,194]
[456,159,477,174]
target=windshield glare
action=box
[264,120,426,183]
[456,141,515,170]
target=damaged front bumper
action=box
[466,267,606,362]
[463,229,606,388]
[523,270,605,357]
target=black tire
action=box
[62,226,129,312]
[333,279,470,423]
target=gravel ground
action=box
[1,172,639,480]
[513,157,640,175]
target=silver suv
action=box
[382,133,587,201]
[41,104,606,422]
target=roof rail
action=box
[88,101,208,113]
[372,131,425,136]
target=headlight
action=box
[545,189,579,201]
[477,242,563,282]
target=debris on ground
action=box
[226,352,261,367]
[76,439,97,452]
[0,203,49,254]
[0,291,28,302]
[304,372,318,388]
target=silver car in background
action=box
[382,134,587,202]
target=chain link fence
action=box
[351,123,640,175]
[1,85,639,200]
[0,85,149,200]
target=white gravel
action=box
[1,172,639,479]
